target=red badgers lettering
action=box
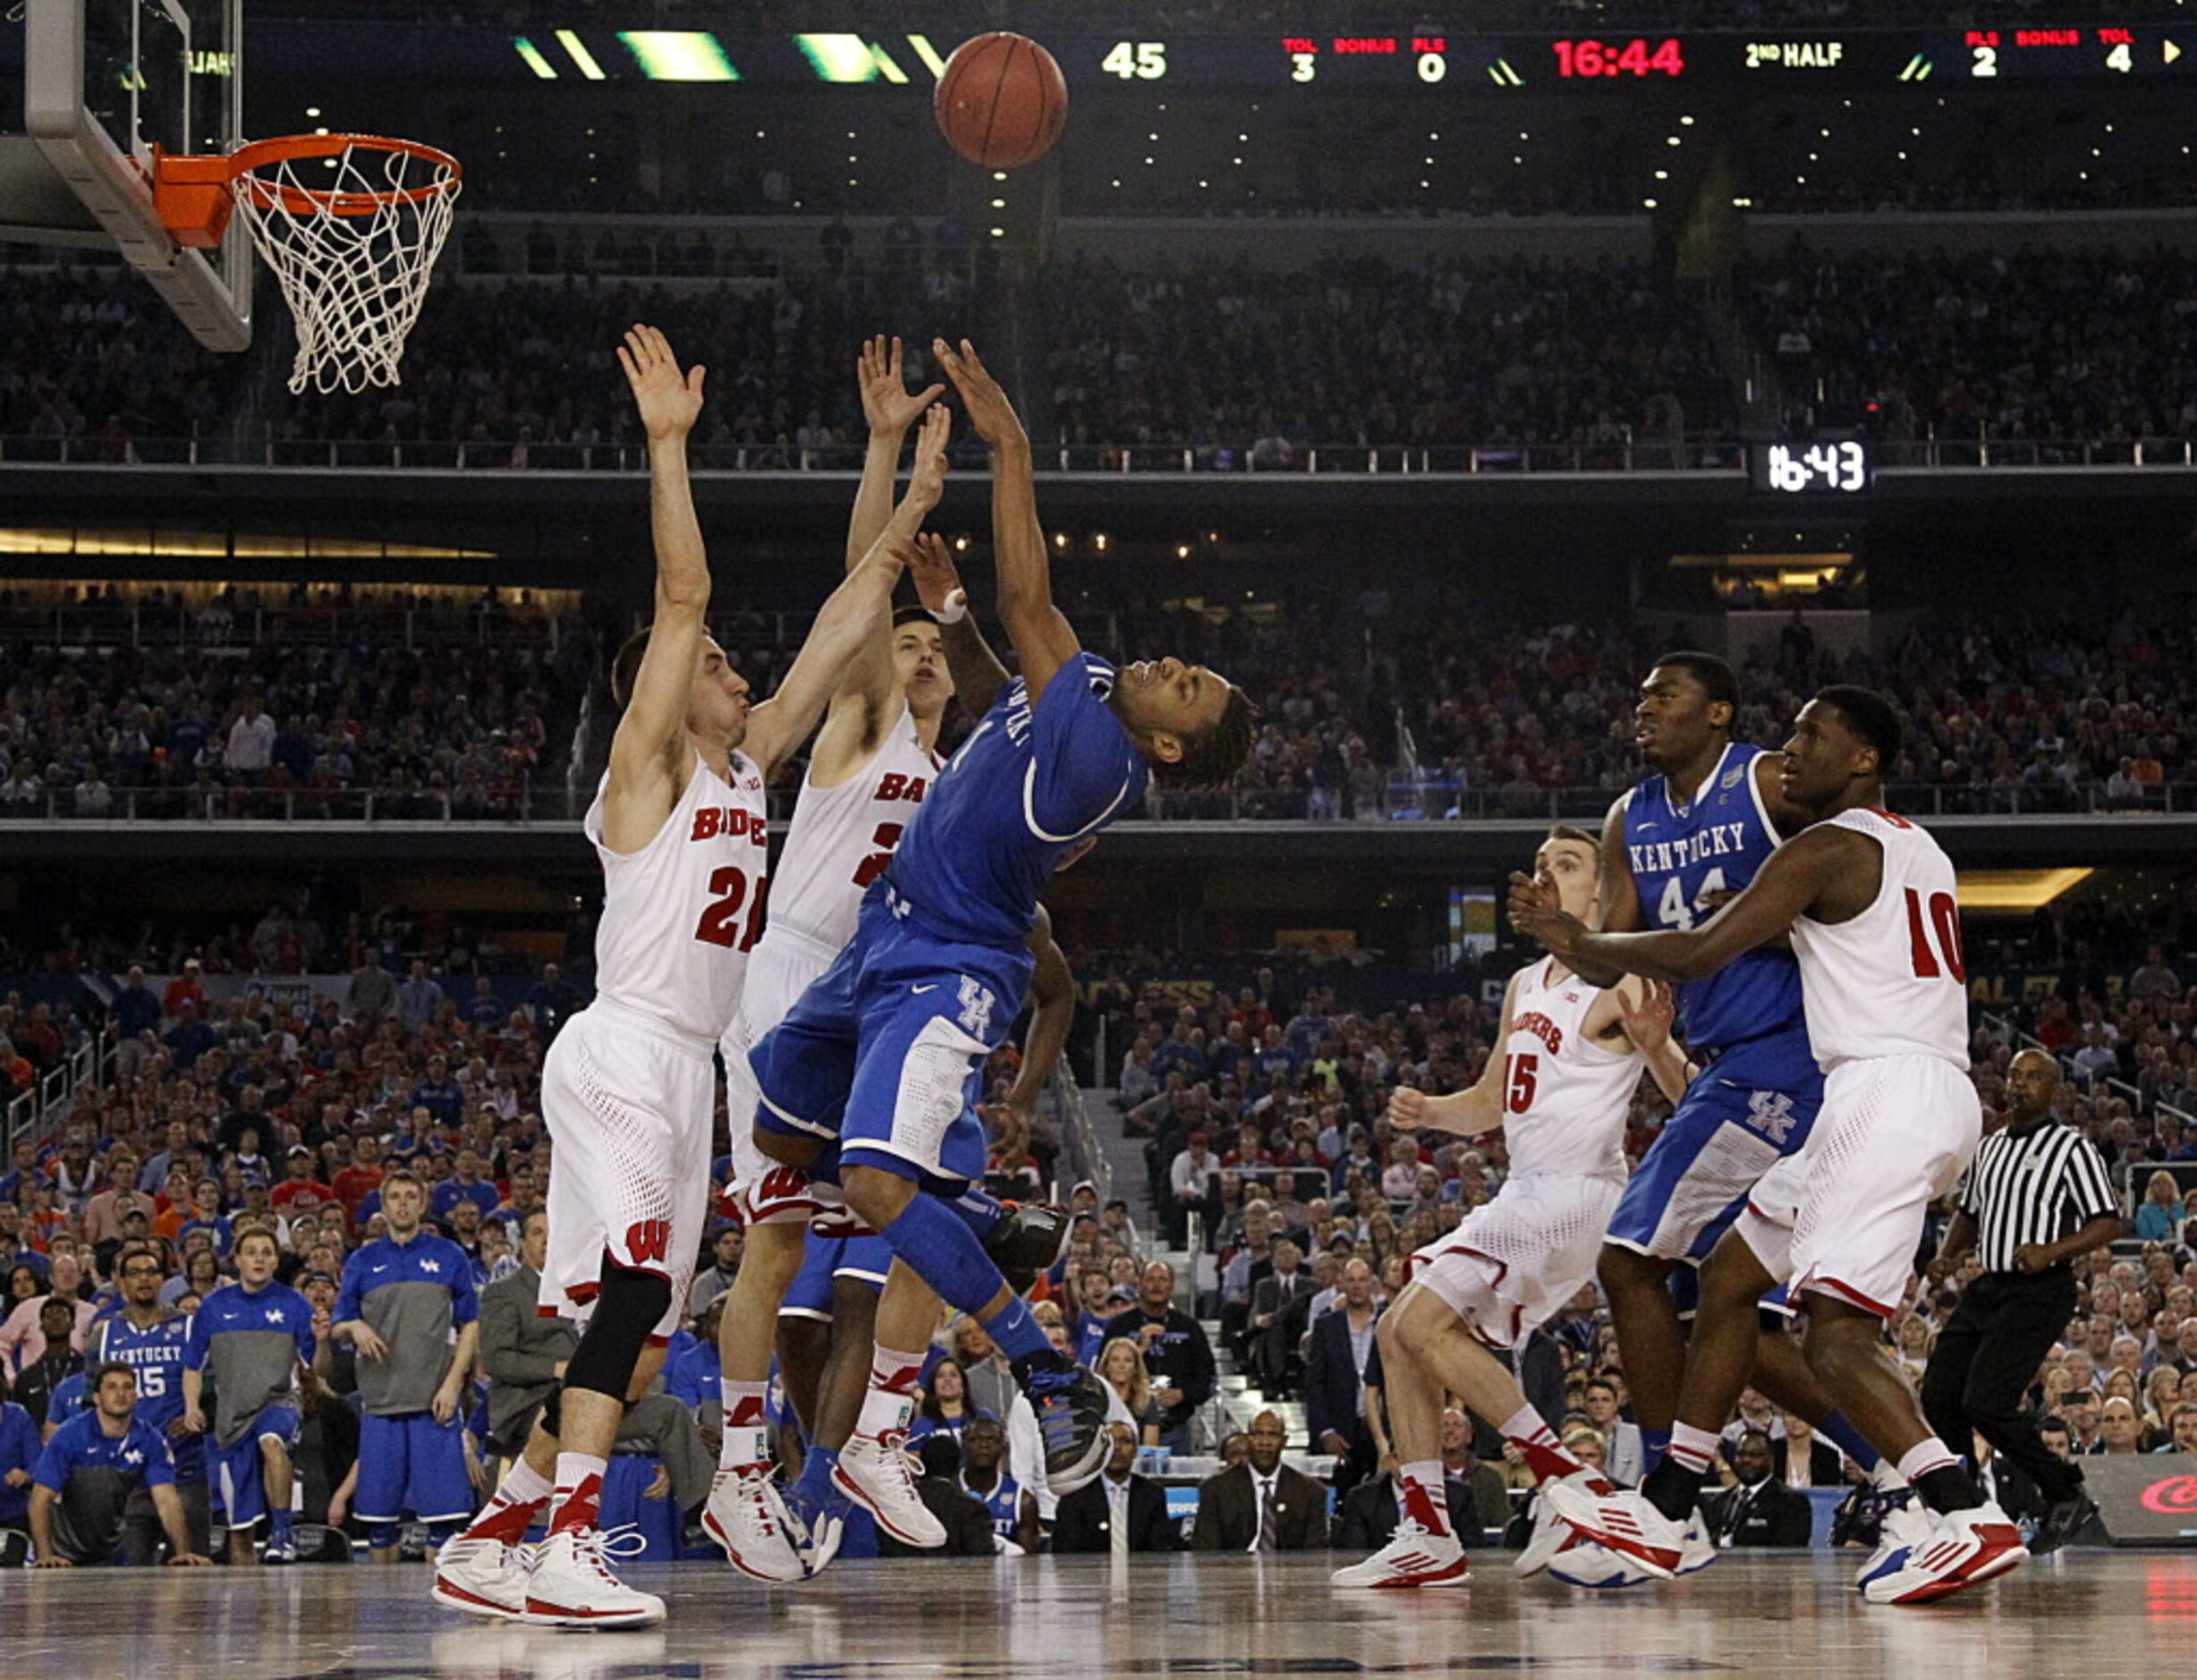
[691,809,721,842]
[876,773,930,803]
[1512,1011,1565,1056]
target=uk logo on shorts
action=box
[1745,1090,1798,1144]
[956,975,996,1038]
[624,1219,672,1266]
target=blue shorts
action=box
[752,887,1030,1192]
[355,1410,473,1531]
[779,1234,895,1321]
[213,1404,299,1530]
[1607,1025,1823,1268]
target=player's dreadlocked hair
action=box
[1152,683,1259,790]
[1814,684,1903,775]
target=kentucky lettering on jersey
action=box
[92,1314,201,1478]
[1622,742,1804,1052]
[886,654,1148,946]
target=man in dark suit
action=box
[1701,1429,1813,1548]
[478,1209,710,1505]
[1304,1259,1381,1489]
[1248,1240,1311,1398]
[1054,1423,1178,1553]
[1338,1409,1510,1550]
[1192,1409,1328,1551]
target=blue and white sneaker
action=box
[1854,1500,1938,1594]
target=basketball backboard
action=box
[7,0,250,350]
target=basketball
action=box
[933,31,1068,170]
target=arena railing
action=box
[13,434,2197,474]
[11,777,2197,824]
[1050,1070,1113,1209]
[2,1030,113,1162]
[0,600,568,652]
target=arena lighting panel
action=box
[1955,869,2096,912]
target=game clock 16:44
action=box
[1551,38,1686,78]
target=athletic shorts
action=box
[1406,1174,1624,1349]
[1733,1053,1982,1320]
[1605,1024,1824,1266]
[354,1409,474,1530]
[778,1234,895,1322]
[212,1404,299,1530]
[539,999,716,1342]
[752,886,1031,1192]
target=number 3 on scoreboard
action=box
[1102,41,1167,80]
[695,866,768,954]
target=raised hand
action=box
[1387,1086,1429,1133]
[932,337,1026,449]
[980,1101,1031,1173]
[905,531,965,617]
[1507,870,1585,956]
[903,403,952,513]
[1616,979,1676,1056]
[859,334,945,437]
[617,323,706,442]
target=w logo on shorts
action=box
[623,1219,672,1266]
[956,975,996,1038]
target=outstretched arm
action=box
[904,531,1012,719]
[1387,972,1519,1140]
[1511,826,1863,984]
[603,325,710,853]
[933,338,1080,705]
[811,336,950,783]
[742,407,951,778]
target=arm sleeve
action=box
[141,1433,176,1489]
[1026,658,1142,842]
[479,1284,562,1387]
[1957,1163,1980,1220]
[334,1254,365,1326]
[30,1432,72,1494]
[2066,1141,2118,1222]
[182,1307,211,1372]
[293,1296,318,1368]
[448,1249,481,1327]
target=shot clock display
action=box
[1751,441,1871,496]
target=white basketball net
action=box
[229,141,462,396]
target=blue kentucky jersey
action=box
[33,1410,176,1495]
[964,1472,1022,1543]
[1623,742,1806,1051]
[886,653,1149,945]
[89,1313,202,1480]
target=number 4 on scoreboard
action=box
[1102,41,1167,80]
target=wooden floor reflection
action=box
[9,1551,2191,1679]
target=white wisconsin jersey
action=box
[761,702,939,952]
[1790,807,1971,1073]
[583,748,768,1042]
[1498,959,1638,1182]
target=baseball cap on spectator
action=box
[1072,1179,1098,1198]
[287,1145,312,1158]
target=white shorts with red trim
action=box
[539,999,716,1342]
[1735,1052,1981,1320]
[721,929,844,1227]
[1405,1173,1623,1349]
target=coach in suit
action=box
[1192,1409,1328,1551]
[1701,1430,1813,1548]
[1054,1423,1178,1553]
[479,1210,711,1508]
[1304,1260,1381,1489]
[1248,1241,1312,1397]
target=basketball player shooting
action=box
[433,325,949,1629]
[1512,686,2025,1606]
[746,337,1257,1501]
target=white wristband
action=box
[937,587,969,625]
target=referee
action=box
[1922,1049,2118,1557]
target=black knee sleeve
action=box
[562,1260,673,1402]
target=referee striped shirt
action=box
[1958,1122,2117,1273]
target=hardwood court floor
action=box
[10,1551,2192,1679]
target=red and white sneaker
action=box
[1859,1502,2027,1606]
[1331,1504,1469,1590]
[1541,1482,1684,1581]
[700,1466,804,1584]
[1514,1472,1597,1579]
[431,1534,532,1619]
[522,1526,665,1628]
[836,1427,946,1548]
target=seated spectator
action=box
[876,1434,996,1558]
[1094,1336,1163,1448]
[2138,1171,2184,1243]
[1052,1421,1178,1554]
[1191,1409,1328,1551]
[0,1367,41,1536]
[905,1357,987,1450]
[1338,1406,1509,1550]
[1701,1428,1814,1548]
[954,1414,1039,1554]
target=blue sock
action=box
[879,1193,1011,1318]
[269,1506,293,1543]
[1641,1427,1673,1475]
[951,1187,1005,1240]
[795,1444,838,1500]
[1816,1410,1880,1472]
[978,1295,1051,1366]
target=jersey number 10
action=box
[1903,888,1966,983]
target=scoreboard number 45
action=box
[1103,41,1167,80]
